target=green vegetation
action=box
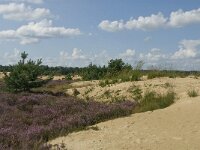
[129,85,143,101]
[146,70,196,79]
[137,91,176,112]
[2,57,200,83]
[73,88,80,96]
[3,52,51,92]
[147,70,176,79]
[188,89,198,97]
[99,79,119,87]
[65,74,72,80]
[80,59,144,82]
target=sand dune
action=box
[49,96,200,150]
[49,77,200,150]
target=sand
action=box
[0,72,5,79]
[49,77,200,150]
[66,76,200,102]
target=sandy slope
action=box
[49,77,200,150]
[49,96,200,150]
[67,77,200,102]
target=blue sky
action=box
[0,0,200,70]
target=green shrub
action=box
[163,82,173,88]
[4,52,51,92]
[129,85,142,101]
[73,88,80,96]
[99,79,119,87]
[187,89,198,97]
[147,71,165,79]
[65,74,72,80]
[131,70,142,81]
[103,90,112,98]
[138,91,176,112]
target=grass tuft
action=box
[187,89,198,97]
[137,91,176,112]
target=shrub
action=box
[130,86,143,101]
[4,52,51,92]
[187,89,198,97]
[131,70,141,81]
[137,91,176,112]
[107,59,132,76]
[73,88,80,96]
[65,74,72,80]
[147,71,165,79]
[99,79,119,87]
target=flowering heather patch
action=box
[0,92,136,149]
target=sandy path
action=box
[49,96,200,150]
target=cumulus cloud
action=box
[99,12,167,32]
[99,8,200,32]
[0,19,81,44]
[119,49,135,59]
[57,48,88,66]
[0,3,51,21]
[171,40,200,59]
[42,49,111,67]
[125,12,167,31]
[98,20,124,32]
[169,8,200,27]
[139,48,167,62]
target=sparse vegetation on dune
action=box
[136,90,176,112]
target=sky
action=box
[0,0,200,70]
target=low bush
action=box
[137,91,176,112]
[187,89,198,97]
[128,85,143,101]
[0,92,136,149]
[73,88,80,96]
[99,79,119,87]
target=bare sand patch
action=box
[0,72,4,79]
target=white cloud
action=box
[56,48,88,66]
[169,8,200,27]
[43,49,111,67]
[125,12,167,31]
[171,40,200,59]
[99,8,200,32]
[98,20,124,32]
[139,48,167,62]
[0,19,81,44]
[71,48,86,60]
[0,3,51,21]
[92,50,111,66]
[119,49,135,59]
[99,12,167,32]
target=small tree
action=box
[107,59,132,75]
[4,52,51,92]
